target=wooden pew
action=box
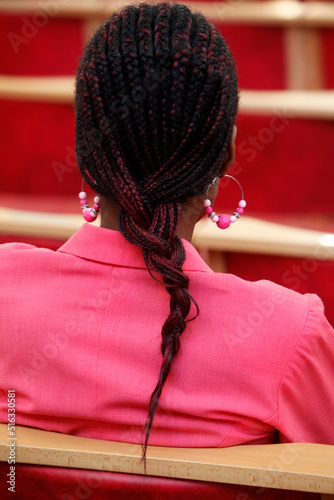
[0,424,333,498]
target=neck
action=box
[99,197,204,243]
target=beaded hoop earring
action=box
[78,191,100,222]
[204,174,246,229]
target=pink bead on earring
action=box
[79,191,100,222]
[204,175,246,229]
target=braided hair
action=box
[75,2,238,462]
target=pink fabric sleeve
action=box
[277,294,334,444]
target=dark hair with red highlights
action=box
[75,2,238,463]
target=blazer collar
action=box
[57,223,212,273]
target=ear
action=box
[225,125,237,168]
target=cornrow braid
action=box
[74,1,238,464]
[169,5,193,149]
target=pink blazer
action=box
[1,223,334,446]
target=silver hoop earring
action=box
[204,175,246,229]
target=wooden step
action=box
[0,75,333,119]
[1,1,334,27]
[1,206,334,260]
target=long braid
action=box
[75,2,238,463]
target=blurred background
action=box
[0,0,334,324]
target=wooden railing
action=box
[1,206,334,263]
[0,424,334,497]
[1,1,334,27]
[0,75,333,119]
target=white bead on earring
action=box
[79,191,100,222]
